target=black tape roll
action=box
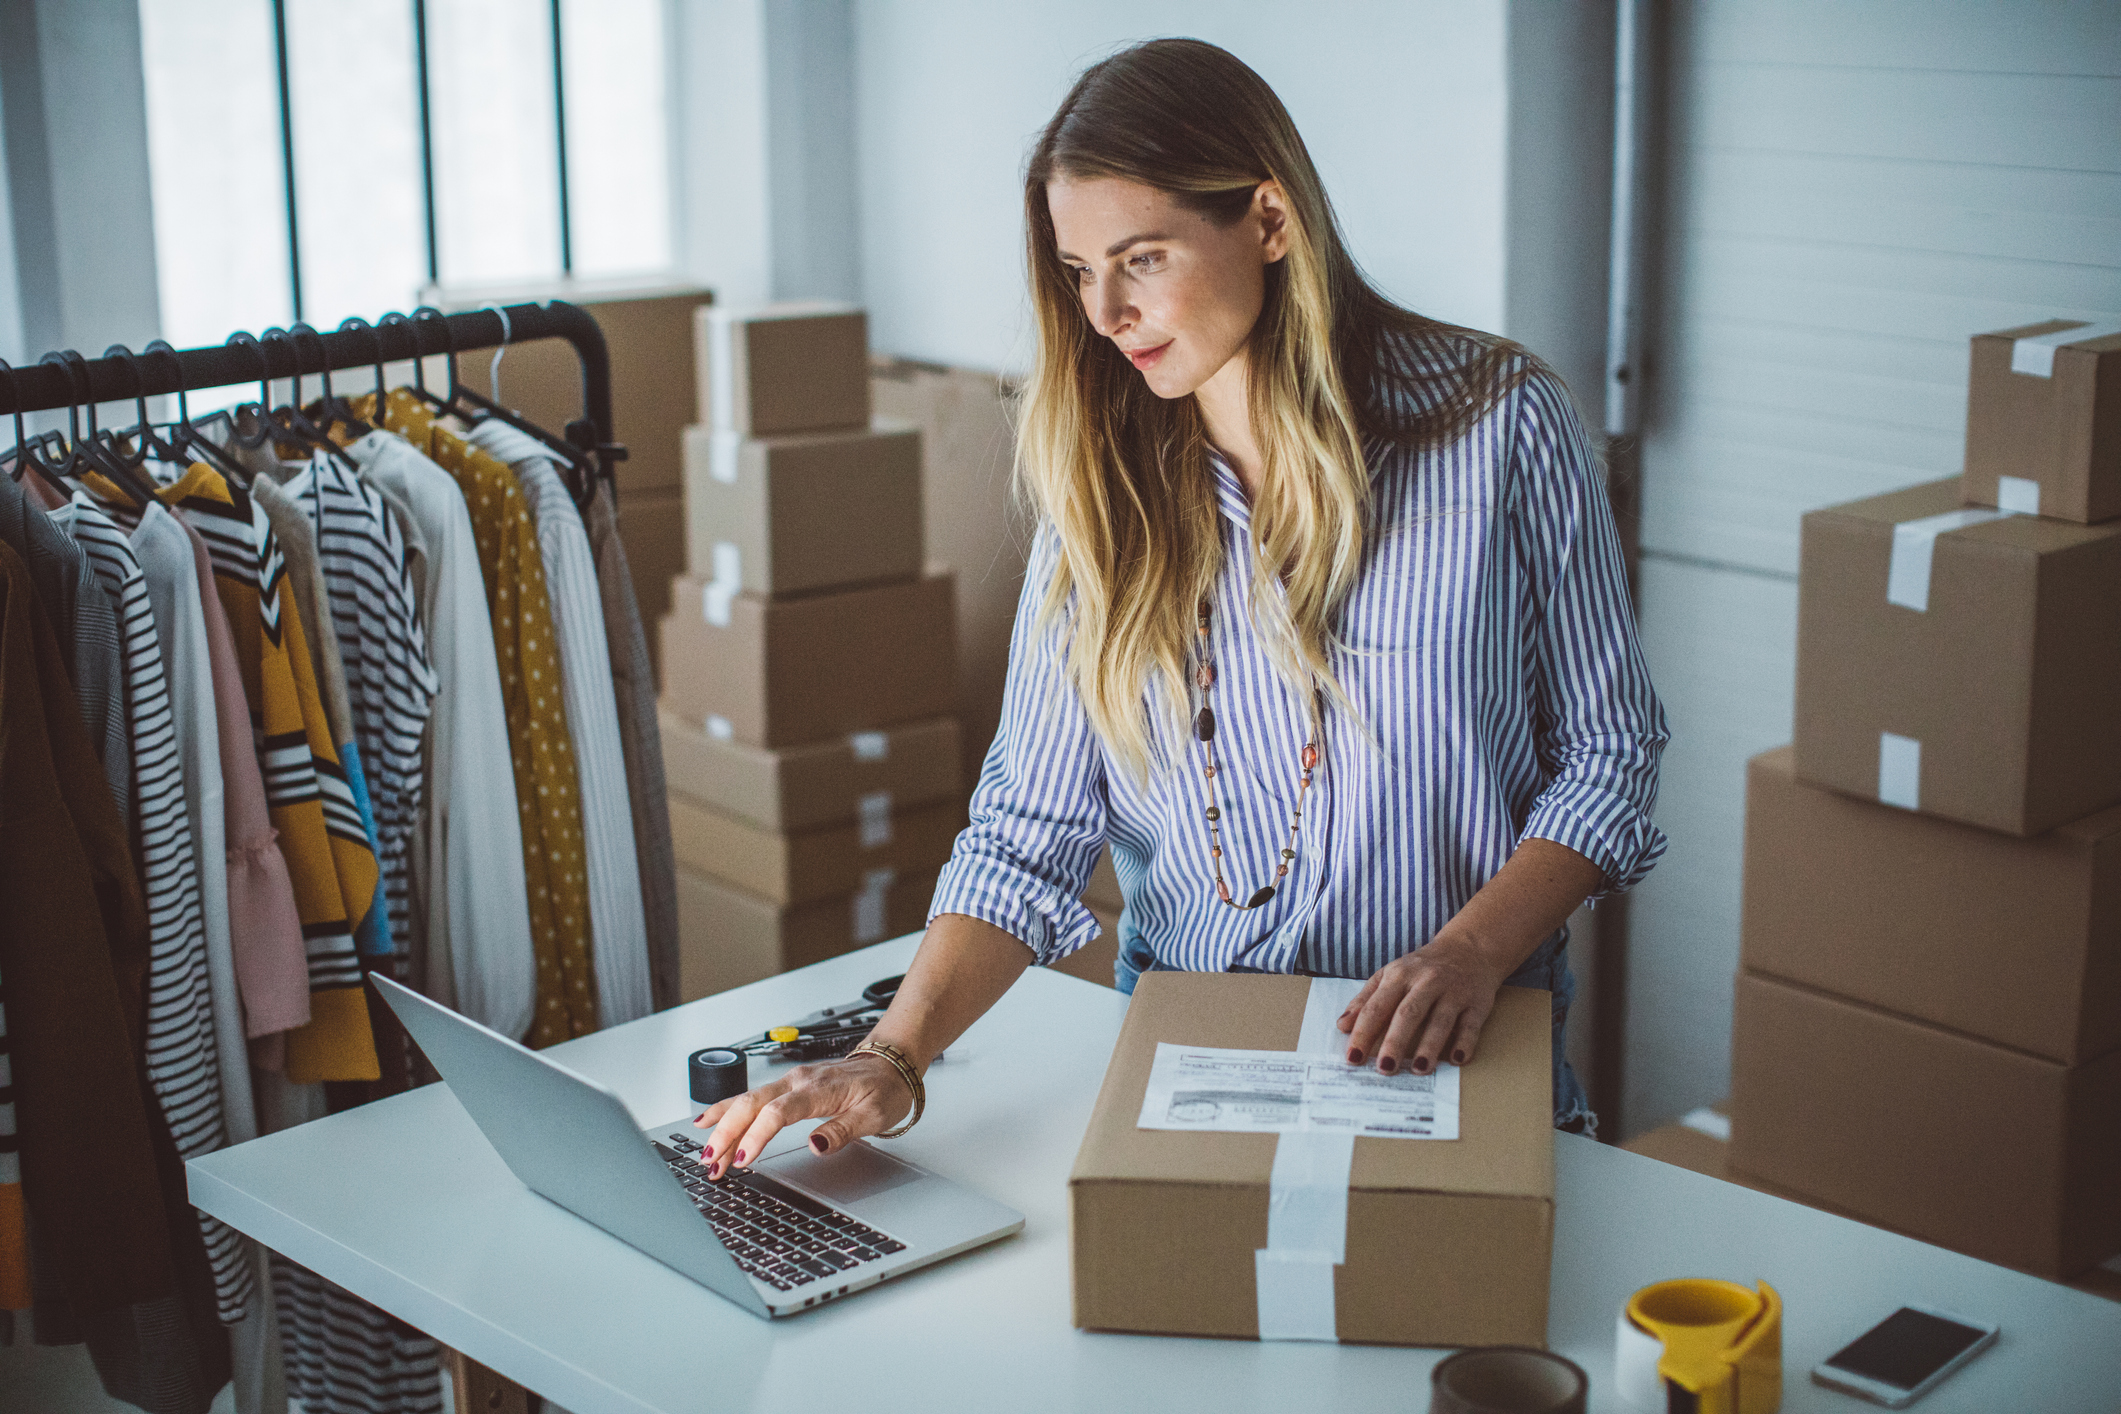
[689,1047,748,1106]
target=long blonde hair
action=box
[1019,39,1533,781]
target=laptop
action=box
[370,974,1024,1317]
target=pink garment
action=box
[179,517,311,1042]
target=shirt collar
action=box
[1206,446,1252,530]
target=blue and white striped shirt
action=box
[928,365,1669,978]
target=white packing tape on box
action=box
[709,428,743,485]
[858,790,894,848]
[851,868,897,945]
[1886,508,2013,612]
[2010,319,2121,378]
[706,309,737,429]
[848,730,890,762]
[702,543,742,627]
[1997,475,2041,515]
[1253,975,1364,1343]
[1879,732,1921,810]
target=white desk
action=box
[190,939,2121,1413]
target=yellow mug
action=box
[1617,1279,1781,1414]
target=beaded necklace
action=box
[1191,597,1319,910]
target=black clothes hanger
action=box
[1,357,74,499]
[405,305,459,417]
[337,316,390,421]
[222,330,280,464]
[294,322,373,439]
[142,339,249,479]
[98,344,182,467]
[55,349,163,509]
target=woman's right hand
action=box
[691,1051,914,1177]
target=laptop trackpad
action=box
[764,1142,922,1206]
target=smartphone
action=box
[1811,1304,1999,1407]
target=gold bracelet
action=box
[846,1039,924,1138]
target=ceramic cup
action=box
[1428,1347,1589,1414]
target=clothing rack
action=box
[0,300,625,489]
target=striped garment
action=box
[149,464,381,1081]
[278,451,439,970]
[272,1256,442,1414]
[467,420,653,1027]
[929,365,1669,979]
[343,428,536,1040]
[51,492,252,1325]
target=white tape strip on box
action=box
[2010,319,2121,378]
[1879,732,1921,811]
[1886,508,2013,613]
[705,309,737,429]
[708,428,743,485]
[851,867,896,944]
[1253,975,1363,1342]
[702,543,742,627]
[1997,475,2042,515]
[858,791,894,848]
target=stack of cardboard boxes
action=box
[1732,319,2121,1280]
[660,303,963,1001]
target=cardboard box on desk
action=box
[1963,320,2121,524]
[660,706,961,833]
[676,865,938,1001]
[682,420,922,595]
[1793,477,2121,835]
[666,789,962,907]
[659,570,957,748]
[1744,746,2121,1065]
[697,303,870,436]
[1069,975,1553,1347]
[1729,970,2121,1279]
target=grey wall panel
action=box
[1624,555,1795,1135]
[1625,0,2120,1131]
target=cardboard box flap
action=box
[1071,974,1553,1201]
[1811,478,2116,556]
[1978,319,2121,355]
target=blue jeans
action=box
[1115,928,1596,1136]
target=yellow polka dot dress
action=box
[379,390,599,1044]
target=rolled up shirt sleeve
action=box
[1507,369,1671,896]
[927,529,1108,963]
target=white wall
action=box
[1622,0,2121,1134]
[0,0,160,365]
[851,1,1511,375]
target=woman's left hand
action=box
[1335,931,1512,1075]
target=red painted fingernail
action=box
[1412,1057,1431,1074]
[1378,1056,1397,1074]
[810,1134,828,1154]
[734,1150,746,1164]
[1346,1048,1364,1065]
[1451,1050,1466,1065]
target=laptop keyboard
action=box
[652,1135,907,1292]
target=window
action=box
[139,0,671,358]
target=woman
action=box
[695,38,1666,1175]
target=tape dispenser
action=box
[1615,1278,1782,1414]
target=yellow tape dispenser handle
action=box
[1620,1278,1782,1414]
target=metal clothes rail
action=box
[0,301,621,488]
